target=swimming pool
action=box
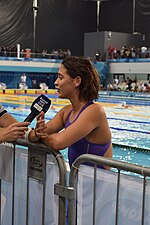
[106,105,150,149]
[1,93,150,168]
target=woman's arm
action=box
[41,104,110,150]
[28,105,70,142]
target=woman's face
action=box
[55,64,80,99]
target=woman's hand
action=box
[0,121,30,143]
[28,111,47,142]
[35,111,48,139]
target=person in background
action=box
[0,103,29,143]
[39,80,48,90]
[20,73,27,83]
[19,73,28,90]
[120,101,129,109]
[66,48,71,57]
[29,56,112,169]
[32,79,37,89]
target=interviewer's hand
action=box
[0,121,30,143]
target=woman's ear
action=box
[74,76,81,87]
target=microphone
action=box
[24,94,51,123]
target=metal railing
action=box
[1,140,150,225]
[68,154,150,225]
[0,139,67,225]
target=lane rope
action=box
[108,117,150,124]
[110,126,150,134]
[112,143,150,153]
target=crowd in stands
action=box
[108,45,150,59]
[0,46,71,59]
[41,48,71,59]
[107,77,150,92]
[1,44,150,61]
[0,46,17,57]
[95,45,150,61]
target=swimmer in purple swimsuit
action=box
[65,101,111,168]
[29,56,112,169]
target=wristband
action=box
[24,127,34,140]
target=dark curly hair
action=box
[62,56,100,101]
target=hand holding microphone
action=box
[24,94,51,123]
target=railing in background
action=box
[68,154,150,225]
[0,139,67,225]
[0,51,66,60]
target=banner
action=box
[93,61,109,89]
[0,143,13,182]
[77,165,150,225]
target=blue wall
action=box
[0,57,60,88]
[0,72,57,89]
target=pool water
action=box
[104,105,150,149]
[7,105,150,148]
[5,105,150,168]
[114,146,150,167]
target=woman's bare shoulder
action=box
[84,103,107,123]
[57,104,72,119]
[60,104,72,113]
[88,102,106,114]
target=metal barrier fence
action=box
[0,139,67,225]
[68,154,150,225]
[1,140,150,225]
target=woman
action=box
[29,56,112,168]
[0,103,29,143]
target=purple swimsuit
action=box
[65,102,111,168]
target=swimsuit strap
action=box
[68,101,94,125]
[65,102,93,128]
[80,101,93,113]
[75,101,93,121]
